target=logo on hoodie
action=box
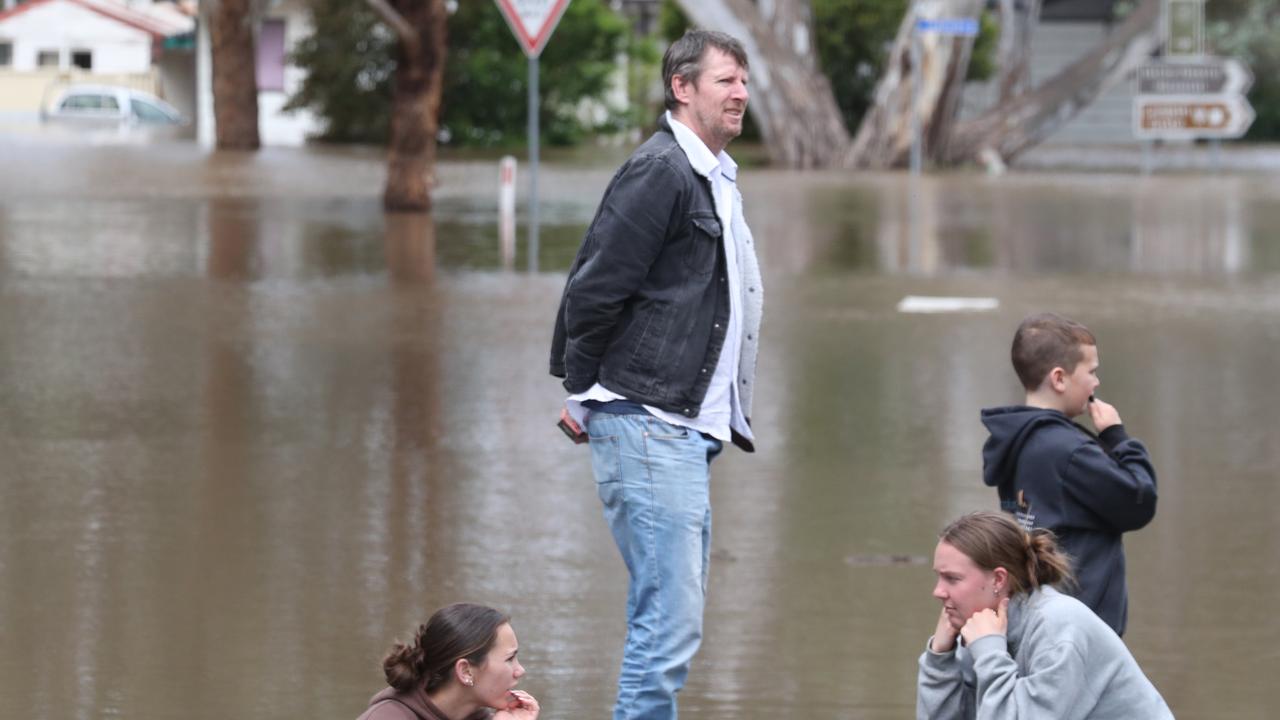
[1001,490,1037,531]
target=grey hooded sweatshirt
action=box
[917,587,1173,719]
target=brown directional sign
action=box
[1133,94,1255,140]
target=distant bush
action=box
[286,0,649,147]
[1208,0,1280,140]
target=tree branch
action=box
[365,0,418,49]
[674,0,851,168]
[995,0,1040,103]
[948,0,1162,163]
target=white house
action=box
[194,0,321,147]
[0,0,193,119]
[0,0,318,145]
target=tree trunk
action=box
[673,0,850,169]
[946,0,1161,165]
[995,0,1041,103]
[209,0,260,150]
[376,0,447,212]
[848,0,984,169]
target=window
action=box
[255,19,286,91]
[0,42,12,67]
[71,50,92,70]
[59,93,118,112]
[60,95,95,110]
[131,99,176,123]
[37,49,59,68]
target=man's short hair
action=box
[662,29,748,112]
[1011,313,1097,390]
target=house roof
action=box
[0,0,194,38]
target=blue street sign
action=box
[915,17,980,36]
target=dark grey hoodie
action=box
[981,406,1158,636]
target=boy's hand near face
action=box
[1087,396,1122,432]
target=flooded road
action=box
[1,139,1277,720]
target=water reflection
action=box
[186,221,461,715]
[763,173,1280,277]
[1,144,1277,719]
[1130,180,1250,275]
[204,199,257,279]
[383,213,437,283]
[3,170,1272,282]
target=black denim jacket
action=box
[550,116,731,421]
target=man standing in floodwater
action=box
[549,29,763,720]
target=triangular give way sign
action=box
[494,0,572,58]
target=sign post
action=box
[1132,57,1255,141]
[914,17,980,36]
[494,0,571,272]
[910,16,979,175]
[1136,58,1253,95]
[1133,0,1252,170]
[1165,0,1205,58]
[498,156,517,270]
[1133,95,1255,140]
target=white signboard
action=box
[494,0,571,58]
[1136,58,1253,96]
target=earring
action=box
[464,677,474,687]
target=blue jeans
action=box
[585,412,723,720]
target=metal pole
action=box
[910,32,923,176]
[528,55,540,273]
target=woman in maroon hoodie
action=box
[357,603,540,720]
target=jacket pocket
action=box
[623,299,672,379]
[684,213,720,276]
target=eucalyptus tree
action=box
[207,0,262,150]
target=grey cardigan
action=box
[917,587,1173,719]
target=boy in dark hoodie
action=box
[981,313,1157,637]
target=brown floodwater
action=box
[1,138,1277,720]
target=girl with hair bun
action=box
[357,603,539,720]
[918,512,1172,719]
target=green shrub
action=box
[286,0,645,146]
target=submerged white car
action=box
[41,85,189,138]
